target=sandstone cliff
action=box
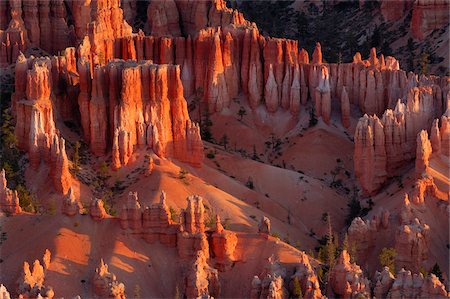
[12,55,72,195]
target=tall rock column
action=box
[354,115,387,196]
[415,130,432,177]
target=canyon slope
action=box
[0,0,448,298]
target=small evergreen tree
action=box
[221,134,229,150]
[430,263,443,281]
[379,247,396,274]
[309,107,318,127]
[238,106,247,120]
[292,276,303,299]
[72,141,81,172]
[420,52,430,75]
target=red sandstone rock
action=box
[265,64,279,113]
[251,256,288,299]
[440,111,450,157]
[341,86,350,128]
[395,218,430,272]
[374,267,395,298]
[178,195,209,259]
[62,187,79,216]
[119,192,142,231]
[415,130,432,177]
[93,259,126,298]
[211,214,238,271]
[329,250,370,298]
[289,64,301,115]
[146,0,181,37]
[90,198,107,221]
[311,42,322,64]
[354,114,387,196]
[258,216,271,235]
[290,252,323,299]
[0,284,10,298]
[51,135,71,195]
[17,251,54,298]
[76,60,203,169]
[205,32,229,112]
[0,169,21,215]
[411,0,450,40]
[247,28,263,109]
[387,268,448,298]
[315,65,331,124]
[184,250,220,298]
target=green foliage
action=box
[16,184,35,213]
[206,150,215,159]
[99,162,109,180]
[102,198,117,216]
[291,276,303,299]
[1,108,24,188]
[72,141,81,172]
[420,52,430,75]
[379,247,396,274]
[178,169,189,180]
[430,263,443,281]
[245,177,254,190]
[169,206,179,223]
[271,232,281,239]
[309,107,318,127]
[204,211,216,229]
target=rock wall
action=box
[395,218,430,273]
[354,82,445,196]
[12,55,72,195]
[386,268,448,298]
[77,59,203,168]
[411,0,450,40]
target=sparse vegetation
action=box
[291,276,303,299]
[379,247,396,274]
[206,150,216,159]
[309,107,318,127]
[169,206,179,223]
[72,141,81,173]
[245,177,254,190]
[237,106,247,120]
[430,263,443,282]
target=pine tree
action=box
[379,247,396,274]
[73,141,81,172]
[430,263,443,281]
[292,276,303,299]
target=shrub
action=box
[245,177,254,190]
[271,232,280,239]
[206,151,215,159]
[379,247,396,274]
[178,169,188,180]
[291,276,303,299]
[169,206,179,223]
[430,263,443,282]
[16,184,35,213]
